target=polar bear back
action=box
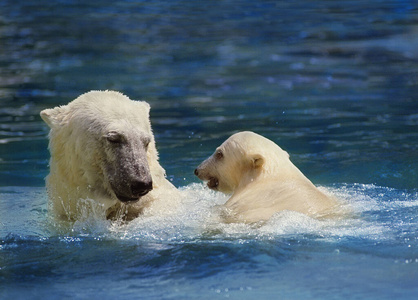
[224,176,338,223]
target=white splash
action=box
[52,183,416,243]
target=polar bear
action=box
[40,90,179,221]
[194,131,340,223]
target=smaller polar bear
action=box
[195,131,340,223]
[41,90,179,221]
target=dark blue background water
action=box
[1,1,417,299]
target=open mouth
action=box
[207,177,219,190]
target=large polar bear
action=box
[40,90,179,221]
[195,131,340,223]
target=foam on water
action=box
[33,183,416,246]
[1,184,417,299]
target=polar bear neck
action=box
[146,141,169,188]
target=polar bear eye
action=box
[142,136,151,148]
[105,131,124,144]
[215,150,224,160]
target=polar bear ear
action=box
[135,101,151,116]
[40,106,69,128]
[251,154,265,169]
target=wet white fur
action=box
[41,90,179,220]
[196,131,340,223]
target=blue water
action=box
[1,0,418,299]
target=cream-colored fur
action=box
[41,90,179,221]
[195,131,339,223]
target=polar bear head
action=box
[194,131,290,194]
[41,90,156,207]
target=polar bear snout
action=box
[107,147,154,203]
[194,166,208,181]
[194,168,200,177]
[112,176,153,203]
[130,179,153,197]
[194,165,220,191]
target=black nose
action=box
[131,180,153,196]
[194,169,199,176]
